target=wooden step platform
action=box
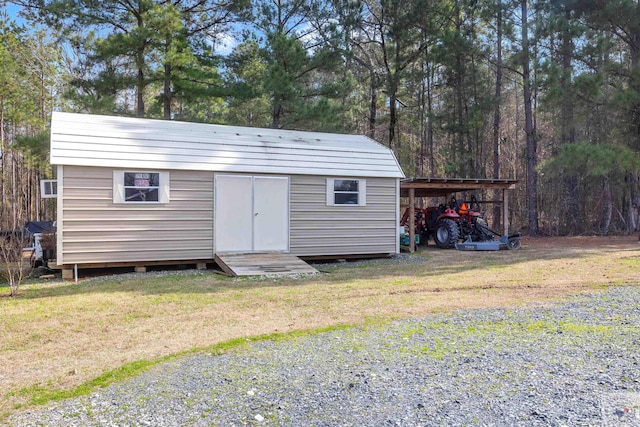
[214,252,318,277]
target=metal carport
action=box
[400,178,518,252]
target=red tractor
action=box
[401,196,520,250]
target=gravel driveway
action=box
[9,285,640,426]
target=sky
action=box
[4,3,26,24]
[214,33,238,57]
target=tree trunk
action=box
[492,0,503,230]
[418,61,427,176]
[560,17,575,146]
[135,9,146,117]
[633,172,640,233]
[455,47,465,176]
[136,51,145,117]
[427,66,435,177]
[388,81,398,150]
[522,0,538,236]
[630,30,640,150]
[272,99,282,129]
[627,23,640,231]
[455,67,465,175]
[11,134,17,231]
[470,52,481,177]
[602,179,612,236]
[163,62,172,120]
[368,60,377,140]
[560,9,580,234]
[0,103,5,230]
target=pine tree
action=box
[251,0,350,131]
[18,0,249,118]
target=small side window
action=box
[326,178,366,206]
[113,171,169,203]
[125,172,160,202]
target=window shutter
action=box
[159,172,170,203]
[326,178,335,206]
[113,171,125,203]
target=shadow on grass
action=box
[10,238,638,300]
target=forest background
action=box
[1,0,639,237]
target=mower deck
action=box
[455,234,521,251]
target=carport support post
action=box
[503,189,509,236]
[409,188,415,252]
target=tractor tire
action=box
[434,219,460,249]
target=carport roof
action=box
[400,177,518,198]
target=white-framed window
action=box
[326,178,366,206]
[113,171,170,203]
[40,180,58,198]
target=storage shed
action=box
[50,112,405,274]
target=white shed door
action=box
[215,175,254,252]
[254,176,289,252]
[215,175,289,253]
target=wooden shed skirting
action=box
[48,259,213,280]
[49,254,319,279]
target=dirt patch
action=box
[520,234,638,248]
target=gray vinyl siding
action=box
[290,175,398,256]
[60,166,213,264]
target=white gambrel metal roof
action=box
[50,112,405,178]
